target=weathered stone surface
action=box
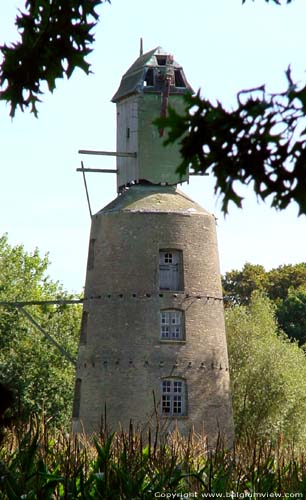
[72,185,234,444]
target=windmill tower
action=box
[72,47,234,443]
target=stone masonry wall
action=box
[72,187,234,444]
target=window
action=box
[174,69,186,88]
[144,68,154,86]
[159,250,183,291]
[161,379,186,416]
[160,310,184,340]
[156,55,167,66]
[164,252,173,264]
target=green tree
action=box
[0,234,81,428]
[276,287,306,345]
[223,262,306,305]
[0,0,110,117]
[223,263,267,305]
[1,0,305,213]
[155,0,306,216]
[226,292,306,444]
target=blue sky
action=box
[1,0,306,293]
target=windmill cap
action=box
[112,46,193,103]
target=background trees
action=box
[222,262,306,345]
[0,234,81,428]
[1,231,306,442]
[223,262,306,304]
[276,288,306,346]
[226,292,306,444]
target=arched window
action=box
[161,378,187,417]
[160,310,184,340]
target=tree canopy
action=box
[156,0,306,216]
[0,234,81,428]
[223,262,306,345]
[226,292,306,444]
[1,0,305,213]
[223,262,306,305]
[0,0,109,117]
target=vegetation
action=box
[277,287,306,346]
[1,232,306,440]
[1,1,304,214]
[1,233,306,495]
[223,262,306,345]
[0,0,110,117]
[155,0,306,216]
[226,292,306,444]
[0,419,305,499]
[158,74,306,215]
[0,234,81,429]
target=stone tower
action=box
[72,47,234,443]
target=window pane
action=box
[174,312,181,324]
[161,326,169,338]
[173,327,180,338]
[174,381,182,393]
[173,395,182,414]
[161,312,169,325]
[162,381,171,393]
[164,252,173,264]
[162,395,171,414]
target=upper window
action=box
[144,68,154,86]
[174,69,186,88]
[161,378,186,417]
[159,250,183,291]
[156,55,167,66]
[160,310,184,340]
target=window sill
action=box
[161,415,188,420]
[159,340,186,344]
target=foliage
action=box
[157,75,306,216]
[0,0,110,117]
[276,287,306,345]
[226,292,306,443]
[0,234,81,428]
[223,262,268,305]
[1,2,304,214]
[0,419,306,498]
[222,262,306,344]
[223,262,306,305]
[153,0,303,216]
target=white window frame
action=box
[161,378,186,417]
[160,310,184,340]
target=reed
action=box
[0,418,305,499]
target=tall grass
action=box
[0,418,306,499]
